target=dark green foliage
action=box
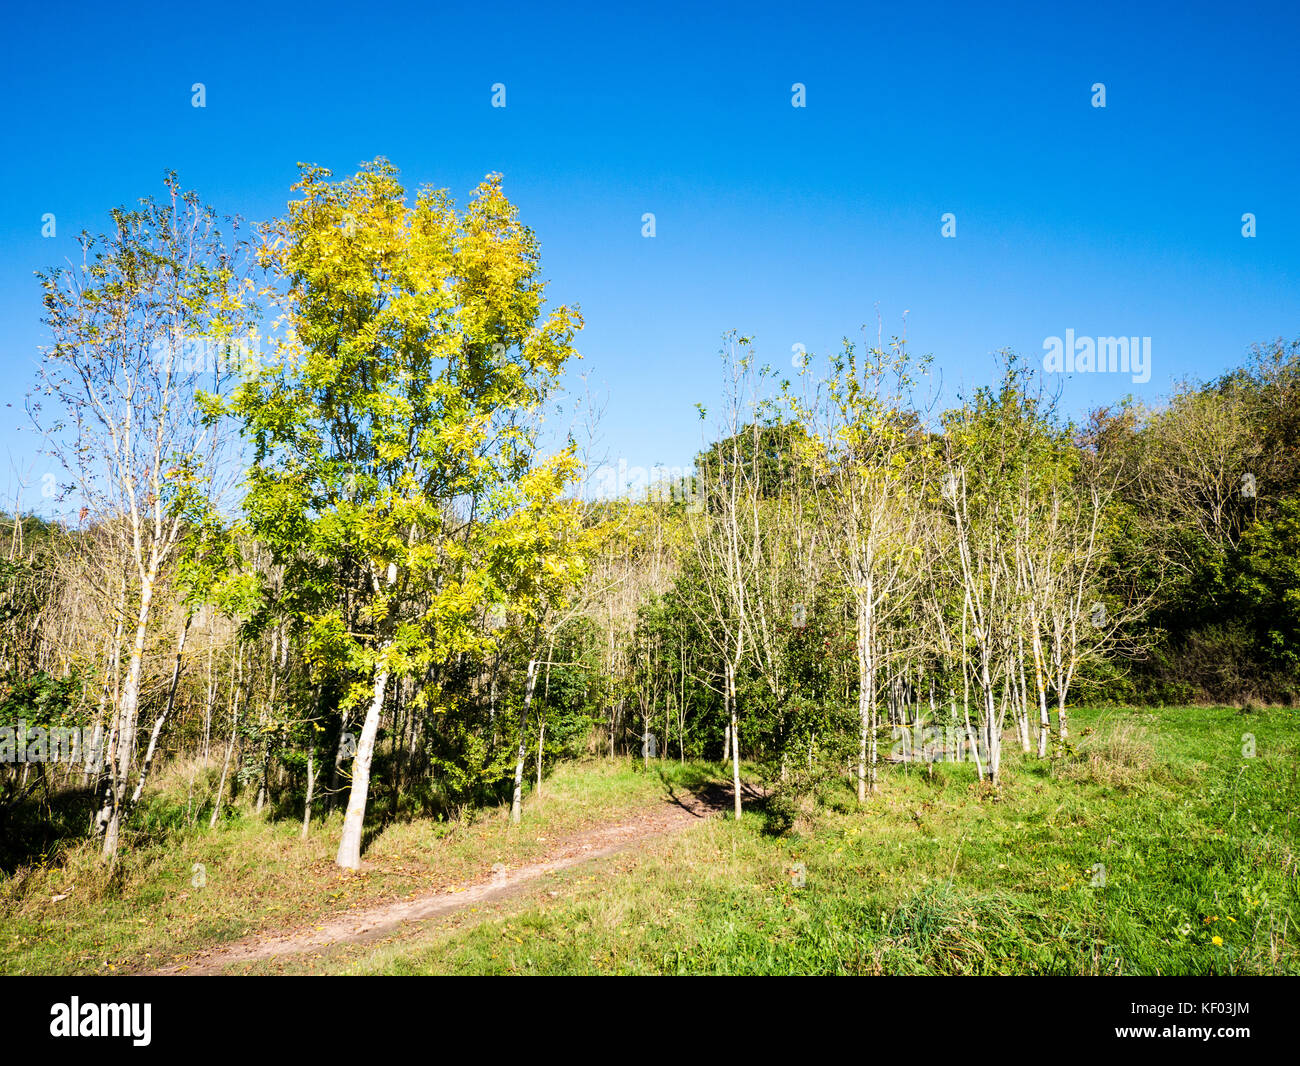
[0,672,85,729]
[1089,339,1300,704]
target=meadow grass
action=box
[322,704,1299,975]
[2,705,1295,975]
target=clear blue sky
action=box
[2,0,1297,510]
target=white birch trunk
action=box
[336,651,392,869]
[510,659,539,825]
[301,750,315,840]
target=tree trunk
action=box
[963,693,984,780]
[336,650,392,869]
[301,750,315,840]
[726,662,742,820]
[536,714,545,795]
[983,660,1001,786]
[511,659,539,825]
[203,613,216,760]
[86,579,127,787]
[1033,627,1051,758]
[99,576,156,860]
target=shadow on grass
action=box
[655,765,768,821]
[0,780,98,874]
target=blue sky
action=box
[2,0,1297,509]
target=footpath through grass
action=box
[320,704,1299,975]
[2,705,1296,975]
[0,758,716,975]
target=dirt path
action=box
[150,781,753,975]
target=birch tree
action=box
[688,335,768,819]
[798,332,928,799]
[30,175,250,859]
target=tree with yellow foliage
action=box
[227,159,584,868]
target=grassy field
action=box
[269,704,1300,976]
[2,704,1296,975]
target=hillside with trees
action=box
[2,165,1297,978]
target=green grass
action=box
[2,705,1296,975]
[307,705,1299,975]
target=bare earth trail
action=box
[149,781,758,975]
